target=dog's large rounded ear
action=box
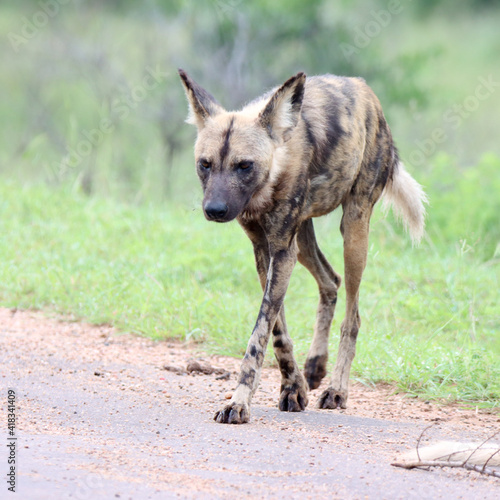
[178,69,225,130]
[258,72,306,141]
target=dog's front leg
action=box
[214,240,298,424]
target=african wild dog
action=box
[179,70,427,424]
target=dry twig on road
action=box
[392,427,500,479]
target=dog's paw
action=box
[317,387,347,409]
[304,354,328,390]
[214,402,250,424]
[279,379,309,412]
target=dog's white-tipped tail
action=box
[399,441,500,466]
[382,162,428,245]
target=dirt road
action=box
[1,308,498,499]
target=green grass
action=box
[1,156,499,409]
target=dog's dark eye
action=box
[236,161,253,171]
[199,159,211,170]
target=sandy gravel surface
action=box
[1,307,499,499]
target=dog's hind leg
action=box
[318,201,371,409]
[297,219,342,390]
[273,308,309,412]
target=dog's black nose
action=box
[204,201,229,220]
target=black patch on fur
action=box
[375,149,390,190]
[277,211,295,239]
[290,76,306,113]
[250,345,258,357]
[272,248,289,263]
[388,145,399,183]
[368,119,395,196]
[280,382,299,393]
[320,288,338,306]
[279,358,295,376]
[365,111,373,137]
[304,354,328,390]
[340,77,356,113]
[257,299,271,324]
[239,369,256,387]
[179,69,221,120]
[272,326,283,337]
[303,116,317,150]
[309,90,346,169]
[275,177,307,239]
[273,338,284,349]
[348,323,360,340]
[219,117,234,165]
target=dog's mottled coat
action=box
[179,70,427,424]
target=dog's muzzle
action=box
[204,201,229,221]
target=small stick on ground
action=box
[392,427,500,479]
[392,459,500,479]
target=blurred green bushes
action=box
[1,0,499,230]
[424,152,500,260]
